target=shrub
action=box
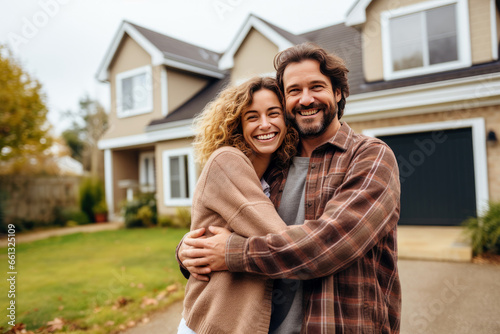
[462,202,500,255]
[79,177,105,222]
[157,208,191,228]
[175,207,191,228]
[158,215,175,228]
[122,192,157,228]
[54,207,91,226]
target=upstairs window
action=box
[381,0,471,80]
[116,65,153,118]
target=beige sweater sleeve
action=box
[199,147,288,237]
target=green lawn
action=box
[0,227,189,333]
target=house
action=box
[97,0,500,227]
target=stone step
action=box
[397,226,472,262]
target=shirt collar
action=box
[316,121,352,152]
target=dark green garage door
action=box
[378,127,476,226]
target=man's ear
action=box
[334,88,342,103]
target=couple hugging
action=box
[176,43,401,334]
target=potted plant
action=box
[93,200,108,223]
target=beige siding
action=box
[231,28,278,83]
[469,0,495,64]
[167,68,210,112]
[103,34,162,140]
[348,106,500,202]
[155,138,198,216]
[362,0,496,82]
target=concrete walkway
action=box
[0,221,124,247]
[122,260,500,334]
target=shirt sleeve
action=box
[225,143,401,279]
[175,148,289,279]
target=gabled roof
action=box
[96,21,225,82]
[148,76,231,128]
[218,14,307,70]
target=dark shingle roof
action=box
[127,21,221,70]
[300,23,365,95]
[148,76,231,127]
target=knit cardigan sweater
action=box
[182,147,288,334]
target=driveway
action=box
[123,259,500,333]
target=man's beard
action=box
[287,102,337,139]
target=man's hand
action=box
[178,228,211,281]
[182,226,231,275]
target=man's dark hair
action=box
[274,43,350,119]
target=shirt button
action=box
[311,163,316,169]
[307,202,312,207]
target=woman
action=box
[178,77,298,334]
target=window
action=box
[381,0,471,80]
[162,148,196,206]
[139,152,156,193]
[116,65,153,118]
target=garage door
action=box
[378,127,476,226]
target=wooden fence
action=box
[0,175,81,225]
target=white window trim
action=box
[162,147,196,207]
[363,118,489,216]
[139,152,156,193]
[116,65,153,118]
[381,0,471,80]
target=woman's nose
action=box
[259,116,271,129]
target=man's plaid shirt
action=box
[226,122,401,333]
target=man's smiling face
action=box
[283,59,341,140]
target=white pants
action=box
[177,318,197,334]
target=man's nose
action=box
[299,89,314,106]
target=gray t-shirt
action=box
[269,156,309,334]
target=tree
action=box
[0,45,52,164]
[62,95,108,176]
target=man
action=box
[179,43,401,333]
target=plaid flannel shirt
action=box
[226,122,401,333]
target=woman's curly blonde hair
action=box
[193,76,298,169]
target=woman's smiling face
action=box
[241,89,286,158]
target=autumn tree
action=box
[0,45,53,171]
[62,95,108,177]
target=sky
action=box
[0,0,356,134]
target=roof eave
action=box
[345,0,373,27]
